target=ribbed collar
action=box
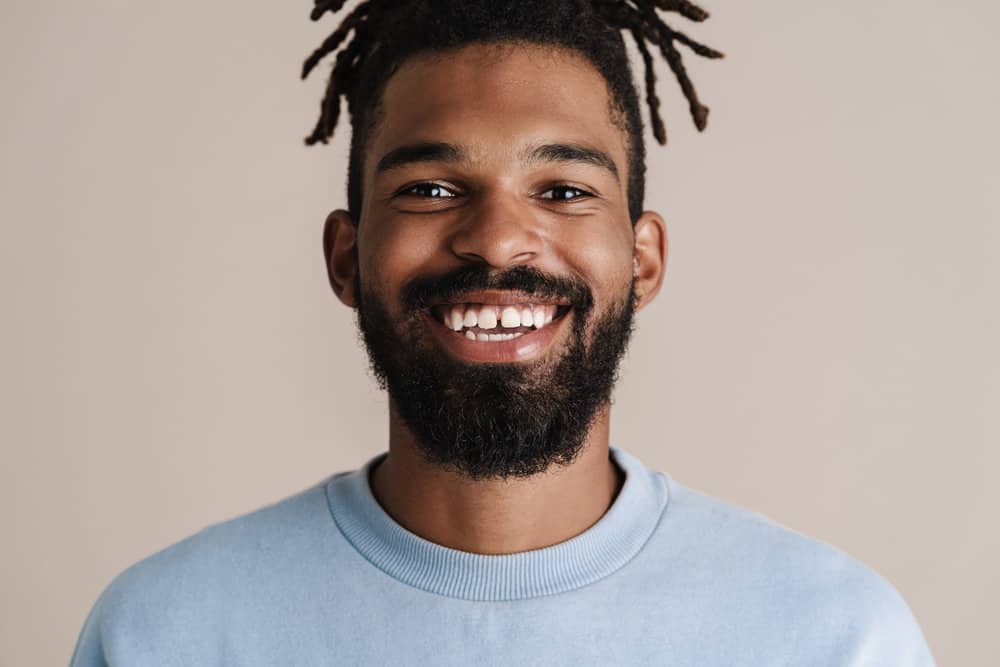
[324,446,669,601]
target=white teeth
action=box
[478,306,497,330]
[447,301,561,338]
[500,306,520,328]
[450,306,465,331]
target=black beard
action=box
[355,264,635,481]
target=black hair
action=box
[301,0,722,223]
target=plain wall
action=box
[3,1,997,665]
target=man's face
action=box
[325,43,665,479]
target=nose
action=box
[448,190,542,268]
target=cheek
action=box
[555,219,634,306]
[357,220,443,303]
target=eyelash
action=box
[397,182,595,202]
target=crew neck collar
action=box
[324,446,669,601]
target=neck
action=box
[369,402,624,555]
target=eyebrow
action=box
[375,142,465,174]
[373,140,620,182]
[522,143,620,182]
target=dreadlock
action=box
[301,0,723,222]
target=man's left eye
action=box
[400,183,457,198]
[539,186,593,201]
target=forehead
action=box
[366,42,627,174]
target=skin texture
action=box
[323,43,668,555]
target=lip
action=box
[422,306,571,363]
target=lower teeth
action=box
[462,331,525,342]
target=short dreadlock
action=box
[301,0,722,223]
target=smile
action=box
[423,291,572,363]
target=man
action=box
[72,1,937,664]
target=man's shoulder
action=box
[660,476,905,604]
[662,477,865,566]
[94,475,344,619]
[647,475,935,664]
[71,475,353,665]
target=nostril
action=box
[507,251,537,265]
[453,250,488,264]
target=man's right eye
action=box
[399,183,457,198]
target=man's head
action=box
[304,1,721,479]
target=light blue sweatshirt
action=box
[71,447,936,666]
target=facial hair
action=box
[355,264,635,480]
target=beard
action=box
[355,263,635,480]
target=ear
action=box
[323,209,359,308]
[632,210,667,312]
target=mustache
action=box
[400,264,593,313]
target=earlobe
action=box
[323,209,360,308]
[632,211,668,311]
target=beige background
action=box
[3,0,997,665]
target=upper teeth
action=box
[441,303,558,333]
